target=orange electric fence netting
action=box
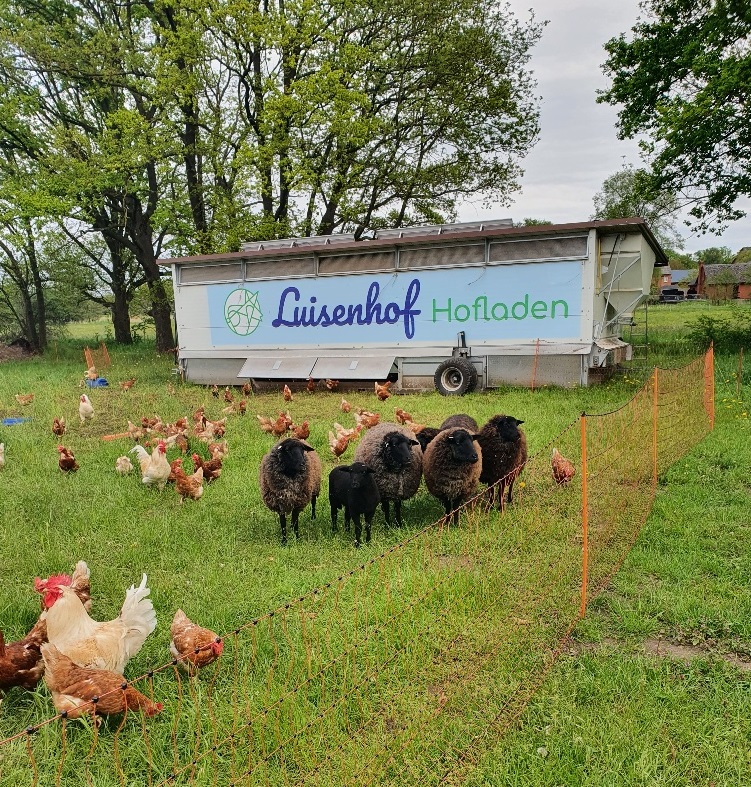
[0,349,714,787]
[83,342,111,371]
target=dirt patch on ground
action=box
[568,636,751,672]
[642,638,751,672]
[0,342,35,363]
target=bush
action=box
[686,311,751,353]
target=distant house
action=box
[657,266,673,289]
[697,262,751,300]
[670,269,695,288]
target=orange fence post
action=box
[579,412,588,618]
[704,344,715,429]
[531,338,540,391]
[652,368,659,487]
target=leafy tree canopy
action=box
[591,164,684,249]
[599,0,751,234]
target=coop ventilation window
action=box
[180,263,243,284]
[237,355,396,380]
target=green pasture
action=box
[0,303,749,785]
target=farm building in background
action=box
[697,262,751,301]
[161,217,667,391]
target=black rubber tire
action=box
[434,358,476,396]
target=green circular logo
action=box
[224,289,263,336]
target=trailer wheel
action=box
[434,358,477,396]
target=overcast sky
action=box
[458,0,751,256]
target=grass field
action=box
[0,304,749,785]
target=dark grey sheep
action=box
[353,422,422,527]
[476,415,527,509]
[423,427,482,525]
[439,414,479,432]
[259,438,322,544]
[328,462,381,547]
[415,426,440,453]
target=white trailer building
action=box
[160,217,666,392]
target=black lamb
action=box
[476,415,527,510]
[328,462,381,547]
[259,438,322,544]
[423,427,482,525]
[353,422,422,527]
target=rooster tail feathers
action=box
[118,574,157,652]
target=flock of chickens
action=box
[41,375,233,503]
[1,367,578,724]
[0,561,222,721]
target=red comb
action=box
[34,573,72,593]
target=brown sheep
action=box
[476,415,527,509]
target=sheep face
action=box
[380,432,419,471]
[344,461,376,489]
[487,415,524,442]
[275,438,315,477]
[444,429,480,465]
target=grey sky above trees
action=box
[459,0,751,255]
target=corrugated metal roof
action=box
[159,217,668,267]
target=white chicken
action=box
[130,441,171,489]
[79,394,94,422]
[115,455,133,475]
[35,573,157,673]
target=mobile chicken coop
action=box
[161,217,666,392]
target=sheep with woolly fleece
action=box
[259,438,322,544]
[328,462,380,547]
[423,427,482,525]
[439,413,478,431]
[476,415,527,509]
[353,422,422,527]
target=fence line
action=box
[0,348,715,786]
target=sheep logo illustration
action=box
[224,289,263,336]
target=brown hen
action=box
[41,644,163,720]
[552,447,576,486]
[169,609,223,676]
[0,616,47,696]
[57,445,79,473]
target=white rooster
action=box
[78,394,94,422]
[35,573,157,673]
[130,440,171,489]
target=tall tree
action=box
[0,0,178,349]
[0,0,543,353]
[591,164,684,249]
[0,215,48,350]
[201,0,544,238]
[599,0,751,233]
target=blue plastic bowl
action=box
[85,377,109,387]
[2,417,32,425]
